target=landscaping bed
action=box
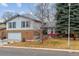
[6,38,79,50]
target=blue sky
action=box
[0,3,56,22]
[0,3,36,18]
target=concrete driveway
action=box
[0,47,79,56]
[0,39,8,45]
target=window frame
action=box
[21,21,30,28]
[26,21,30,27]
[13,22,16,28]
[8,22,16,28]
[8,22,12,28]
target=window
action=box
[26,21,30,27]
[8,22,16,28]
[21,21,30,28]
[8,22,12,28]
[13,22,16,28]
[21,21,25,28]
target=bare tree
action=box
[34,3,49,22]
[34,3,57,24]
[2,11,15,20]
[34,3,57,39]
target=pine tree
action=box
[70,4,79,35]
[56,3,69,34]
[56,3,79,39]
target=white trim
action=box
[7,28,34,30]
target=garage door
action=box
[8,32,21,41]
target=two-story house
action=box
[5,15,42,42]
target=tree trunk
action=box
[73,35,76,40]
[72,33,76,40]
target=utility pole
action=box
[68,3,71,48]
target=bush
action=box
[22,38,26,42]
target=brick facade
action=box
[0,28,6,39]
[6,30,42,41]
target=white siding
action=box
[32,21,41,30]
[6,17,41,30]
[6,17,33,30]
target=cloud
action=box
[19,10,33,15]
[1,3,8,7]
[33,3,37,7]
[4,10,14,12]
[19,11,25,15]
[3,10,15,14]
[17,3,22,8]
[29,11,33,15]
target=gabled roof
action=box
[5,15,42,23]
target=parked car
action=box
[48,33,60,37]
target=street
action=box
[0,47,79,56]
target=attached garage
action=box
[8,32,21,42]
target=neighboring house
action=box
[41,22,56,35]
[0,19,6,39]
[5,15,42,42]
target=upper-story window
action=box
[8,22,12,28]
[8,22,16,28]
[13,22,16,28]
[21,21,25,28]
[21,21,30,28]
[26,21,30,27]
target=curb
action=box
[0,46,79,53]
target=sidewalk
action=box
[0,46,79,53]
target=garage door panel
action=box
[8,33,21,41]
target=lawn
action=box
[6,38,79,50]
